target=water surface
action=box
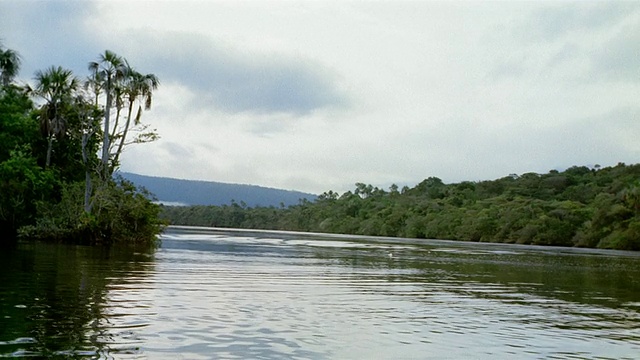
[1,226,639,359]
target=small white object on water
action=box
[388,252,393,258]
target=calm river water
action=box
[1,226,639,359]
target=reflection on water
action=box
[0,242,155,358]
[1,226,639,359]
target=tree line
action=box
[0,43,163,246]
[162,163,640,250]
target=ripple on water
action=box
[2,229,639,359]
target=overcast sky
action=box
[1,1,639,194]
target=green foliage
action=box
[0,45,163,247]
[0,146,57,240]
[0,86,39,161]
[21,178,165,246]
[163,163,640,251]
[0,86,54,240]
[0,43,21,86]
[98,177,166,245]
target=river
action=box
[1,226,639,359]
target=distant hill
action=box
[119,172,317,207]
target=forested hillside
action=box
[161,163,640,250]
[120,172,316,207]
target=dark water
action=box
[1,226,639,359]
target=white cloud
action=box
[2,1,639,194]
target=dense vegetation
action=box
[0,44,164,246]
[162,164,640,250]
[6,44,637,251]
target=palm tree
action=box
[112,64,159,169]
[88,50,128,180]
[0,44,21,87]
[33,66,79,167]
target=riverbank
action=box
[161,163,640,251]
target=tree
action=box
[0,46,164,245]
[0,147,56,240]
[88,52,159,178]
[0,86,49,239]
[111,64,159,170]
[32,66,79,167]
[0,44,21,86]
[622,184,640,215]
[72,95,101,213]
[88,50,127,180]
[0,85,37,161]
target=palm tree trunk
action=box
[84,171,92,213]
[112,101,135,168]
[110,101,122,144]
[82,129,93,213]
[45,135,53,167]
[101,77,112,180]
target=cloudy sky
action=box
[1,1,639,194]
